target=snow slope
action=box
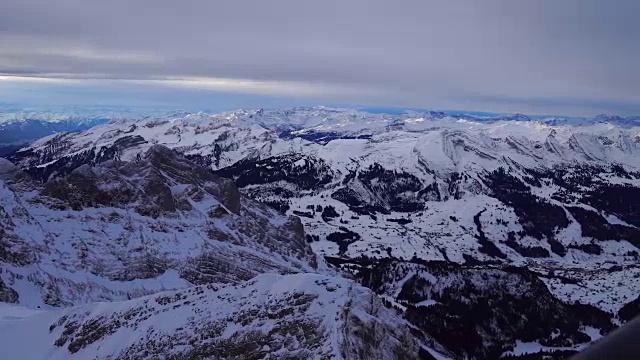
[0,273,430,360]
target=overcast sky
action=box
[1,0,638,116]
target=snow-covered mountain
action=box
[2,106,640,359]
[0,143,453,359]
[0,146,320,306]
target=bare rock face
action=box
[285,215,305,239]
[42,146,242,217]
[0,206,37,266]
[0,275,18,303]
[142,145,241,214]
[281,215,318,268]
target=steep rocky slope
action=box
[0,146,318,307]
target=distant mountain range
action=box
[0,118,108,154]
[0,106,173,154]
[1,106,638,152]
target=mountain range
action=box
[1,106,639,359]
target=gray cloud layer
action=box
[1,0,639,115]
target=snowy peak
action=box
[544,131,566,157]
[617,132,636,154]
[568,133,607,161]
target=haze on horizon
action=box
[1,0,639,117]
